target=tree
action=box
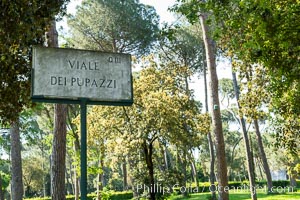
[0,0,69,123]
[67,0,159,55]
[66,105,81,200]
[72,107,116,200]
[199,13,229,200]
[67,1,160,197]
[203,60,216,200]
[173,2,229,199]
[211,0,300,153]
[159,23,206,194]
[232,71,257,200]
[22,155,45,197]
[78,58,210,200]
[10,121,23,200]
[236,63,273,193]
[20,104,53,197]
[46,20,68,200]
[0,1,69,199]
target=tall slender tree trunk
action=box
[232,71,257,200]
[10,120,23,200]
[48,19,67,200]
[256,157,264,180]
[164,145,169,171]
[0,173,3,200]
[203,50,216,200]
[253,119,273,192]
[200,13,228,200]
[189,153,199,189]
[182,150,188,197]
[68,105,81,200]
[51,103,68,200]
[72,132,81,200]
[96,143,105,200]
[290,177,297,189]
[143,141,155,200]
[122,160,128,191]
[74,157,80,200]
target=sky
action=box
[139,0,176,24]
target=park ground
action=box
[169,189,300,200]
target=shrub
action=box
[110,191,133,200]
[24,191,133,200]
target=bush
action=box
[172,180,300,195]
[272,180,290,187]
[24,191,133,200]
[110,191,133,200]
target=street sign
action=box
[31,46,133,105]
[31,46,133,200]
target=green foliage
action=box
[160,24,204,72]
[22,153,48,197]
[173,0,300,153]
[0,0,69,124]
[0,171,10,191]
[212,0,300,153]
[23,190,133,200]
[67,0,159,55]
[110,191,133,200]
[108,177,124,191]
[72,56,210,197]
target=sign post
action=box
[80,99,87,200]
[31,46,133,200]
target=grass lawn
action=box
[168,189,300,200]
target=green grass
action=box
[168,189,300,200]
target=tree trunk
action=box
[0,172,4,200]
[74,140,80,200]
[232,71,257,200]
[143,141,155,200]
[256,158,264,180]
[253,119,273,193]
[122,160,128,191]
[163,145,169,171]
[67,105,80,199]
[47,20,68,200]
[182,151,188,197]
[97,149,104,200]
[51,103,68,200]
[74,169,80,200]
[230,137,243,181]
[199,13,229,200]
[290,177,297,189]
[203,51,216,200]
[189,154,199,189]
[10,120,24,200]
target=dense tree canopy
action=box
[0,0,69,124]
[67,0,159,55]
[173,0,300,153]
[72,56,210,199]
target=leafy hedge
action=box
[23,180,300,199]
[24,191,133,200]
[173,180,300,194]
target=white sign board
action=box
[32,46,133,105]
